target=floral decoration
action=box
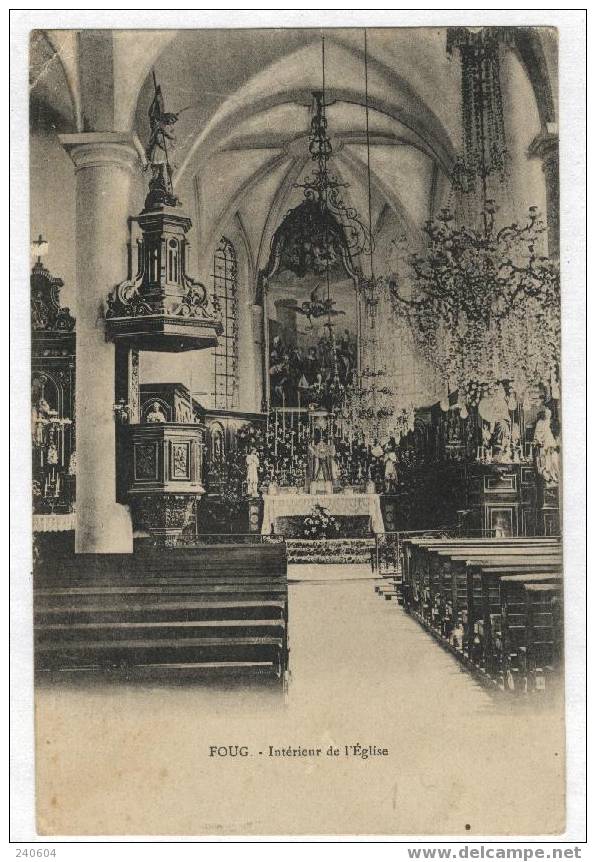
[302,504,341,539]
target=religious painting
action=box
[267,271,359,409]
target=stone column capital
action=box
[528,127,559,167]
[59,132,145,174]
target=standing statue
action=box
[491,418,512,463]
[533,406,559,486]
[383,446,398,493]
[329,440,340,483]
[246,448,260,498]
[145,72,180,208]
[309,438,333,483]
[32,396,51,448]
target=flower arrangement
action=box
[302,504,341,539]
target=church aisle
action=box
[287,565,495,714]
[35,566,565,836]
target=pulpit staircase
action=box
[34,542,289,684]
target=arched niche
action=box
[140,397,172,423]
[209,421,226,463]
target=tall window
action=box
[212,237,239,408]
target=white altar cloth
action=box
[261,492,384,534]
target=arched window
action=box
[211,237,239,408]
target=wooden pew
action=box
[402,540,560,645]
[465,556,562,671]
[428,546,561,637]
[523,582,563,693]
[500,574,563,692]
[36,543,288,588]
[401,536,559,589]
[401,537,559,611]
[34,543,290,683]
[394,536,563,696]
[400,537,559,594]
[403,539,560,622]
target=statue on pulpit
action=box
[146,401,167,423]
[246,448,260,497]
[145,72,180,207]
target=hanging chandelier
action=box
[389,26,560,403]
[260,33,400,431]
[446,26,515,194]
[260,36,381,420]
[263,81,371,283]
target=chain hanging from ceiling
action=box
[388,26,560,408]
[446,27,516,195]
[264,88,372,284]
[298,90,373,262]
[345,28,399,445]
[260,33,398,435]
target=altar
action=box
[261,490,384,536]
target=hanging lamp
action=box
[260,41,371,286]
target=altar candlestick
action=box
[274,411,278,456]
[282,392,286,433]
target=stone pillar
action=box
[60,133,141,553]
[252,303,265,411]
[237,298,255,413]
[529,126,559,259]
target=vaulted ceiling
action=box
[31,27,557,282]
[130,29,461,273]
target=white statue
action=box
[32,397,50,446]
[146,401,167,423]
[246,448,260,497]
[329,440,340,482]
[384,448,398,492]
[371,439,384,459]
[533,406,559,486]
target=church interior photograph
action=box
[28,24,566,835]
